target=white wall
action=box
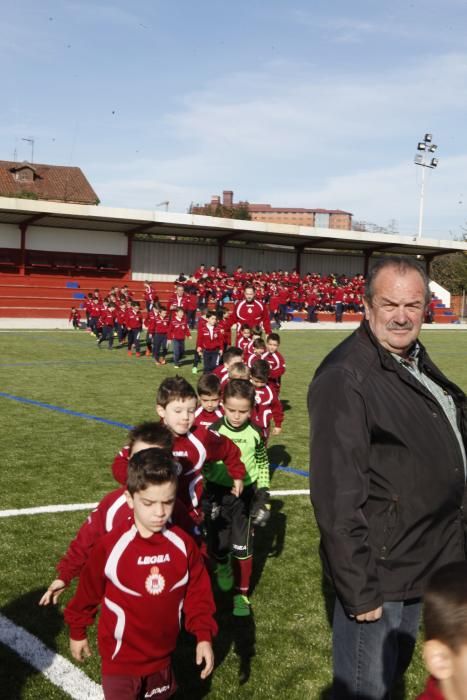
[0,223,21,249]
[132,240,218,281]
[300,252,364,276]
[27,226,127,255]
[223,246,295,272]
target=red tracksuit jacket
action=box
[197,325,223,352]
[193,406,224,429]
[112,426,246,522]
[168,319,191,340]
[252,384,284,436]
[64,521,217,676]
[226,299,272,334]
[56,488,196,585]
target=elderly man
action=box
[308,256,467,699]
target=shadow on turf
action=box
[172,505,286,697]
[268,444,291,473]
[0,588,65,699]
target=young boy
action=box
[97,302,116,350]
[192,306,208,375]
[40,423,178,605]
[204,379,270,617]
[168,307,191,369]
[417,561,467,699]
[153,306,170,365]
[228,362,250,381]
[112,377,246,529]
[64,449,217,700]
[212,346,243,387]
[194,374,223,428]
[246,337,266,369]
[262,332,286,394]
[69,306,81,329]
[196,310,223,374]
[126,301,143,357]
[250,360,283,442]
[236,324,252,356]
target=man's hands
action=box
[70,638,92,662]
[196,641,214,679]
[38,579,67,606]
[351,606,383,622]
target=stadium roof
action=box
[1,196,466,261]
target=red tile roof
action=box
[0,160,99,205]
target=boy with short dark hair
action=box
[212,346,243,387]
[204,379,271,617]
[153,306,170,366]
[168,307,191,369]
[69,306,81,329]
[126,301,143,357]
[416,561,467,699]
[196,310,223,374]
[250,360,283,441]
[262,332,286,394]
[65,449,217,700]
[246,337,266,369]
[194,374,223,428]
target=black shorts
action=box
[205,481,256,560]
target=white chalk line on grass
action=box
[0,613,103,699]
[0,491,309,518]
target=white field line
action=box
[0,503,98,518]
[0,613,103,699]
[0,491,309,518]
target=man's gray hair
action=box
[364,256,431,306]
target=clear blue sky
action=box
[3,0,467,239]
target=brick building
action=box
[193,190,352,230]
[0,160,99,205]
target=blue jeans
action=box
[332,597,421,699]
[172,339,184,365]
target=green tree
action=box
[190,202,251,220]
[431,252,467,294]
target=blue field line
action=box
[0,392,133,430]
[0,391,309,477]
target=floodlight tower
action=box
[414,133,438,239]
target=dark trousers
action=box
[203,349,220,373]
[153,333,168,360]
[335,302,343,322]
[127,328,141,353]
[307,305,317,323]
[172,338,184,365]
[89,316,99,336]
[192,349,201,368]
[98,324,114,348]
[186,309,197,329]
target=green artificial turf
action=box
[0,328,466,699]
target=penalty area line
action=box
[0,613,103,699]
[0,491,309,518]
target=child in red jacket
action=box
[168,307,191,368]
[196,310,223,373]
[64,449,216,699]
[416,561,467,700]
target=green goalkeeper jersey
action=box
[204,417,270,489]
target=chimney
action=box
[223,190,233,207]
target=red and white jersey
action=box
[227,299,272,334]
[112,426,246,522]
[167,293,190,311]
[99,308,115,327]
[144,309,159,333]
[125,308,143,330]
[193,406,224,429]
[197,324,223,352]
[252,384,284,433]
[56,487,196,585]
[261,350,286,380]
[212,364,229,386]
[154,316,170,335]
[168,318,191,340]
[64,521,217,676]
[237,335,252,355]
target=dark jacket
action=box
[308,321,467,616]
